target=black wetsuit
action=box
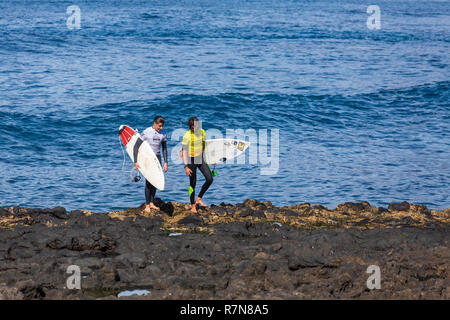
[133,138,167,205]
[145,155,162,205]
[185,155,213,205]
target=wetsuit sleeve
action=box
[162,140,168,163]
[133,138,144,163]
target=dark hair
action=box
[188,116,199,131]
[153,115,165,125]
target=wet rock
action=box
[16,280,47,300]
[377,207,389,214]
[283,210,298,217]
[388,201,411,212]
[42,206,67,219]
[0,201,448,300]
[243,199,259,208]
[178,215,203,226]
[0,284,24,300]
[354,218,371,226]
[398,216,416,225]
[209,206,228,216]
[409,204,432,217]
[114,253,147,268]
[69,210,85,216]
[262,201,274,208]
[336,201,373,214]
[219,202,233,207]
[132,215,164,230]
[52,206,67,219]
[288,247,328,270]
[0,208,10,218]
[264,207,281,215]
[313,204,328,211]
[237,208,265,218]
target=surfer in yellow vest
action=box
[182,117,214,214]
[134,116,168,213]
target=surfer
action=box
[182,117,214,213]
[134,116,168,213]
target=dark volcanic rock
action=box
[288,247,328,270]
[283,210,298,217]
[0,203,448,300]
[209,206,229,216]
[336,201,374,214]
[409,204,432,217]
[69,210,86,216]
[237,208,265,218]
[0,284,24,300]
[0,208,10,217]
[178,215,203,226]
[51,206,67,219]
[388,201,411,212]
[377,207,389,214]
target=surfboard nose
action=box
[118,125,125,135]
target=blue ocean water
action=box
[0,0,449,212]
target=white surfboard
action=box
[119,125,165,190]
[204,139,251,164]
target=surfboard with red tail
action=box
[119,125,165,190]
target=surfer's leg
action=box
[145,181,159,211]
[150,185,156,202]
[144,180,152,212]
[197,162,213,204]
[147,155,162,210]
[188,163,197,205]
[145,179,152,205]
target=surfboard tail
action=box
[119,125,135,146]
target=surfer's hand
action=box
[134,162,140,171]
[185,166,192,176]
[163,162,168,173]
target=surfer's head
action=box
[188,116,201,133]
[153,115,165,132]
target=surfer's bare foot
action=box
[191,204,198,214]
[149,203,160,211]
[195,197,207,207]
[144,205,151,213]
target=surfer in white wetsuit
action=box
[134,116,168,213]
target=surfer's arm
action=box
[133,138,144,163]
[181,144,192,176]
[161,141,168,164]
[182,143,189,165]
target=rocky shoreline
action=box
[0,199,448,299]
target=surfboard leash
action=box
[118,135,141,182]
